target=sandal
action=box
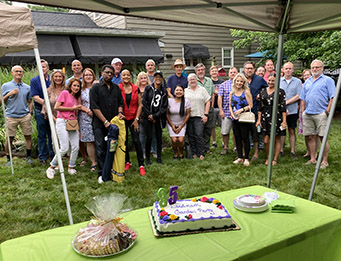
[90,165,97,172]
[79,159,88,167]
[173,156,178,160]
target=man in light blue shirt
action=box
[66,59,83,85]
[280,62,302,158]
[2,65,33,165]
[300,60,335,168]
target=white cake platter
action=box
[233,199,268,213]
[235,194,266,206]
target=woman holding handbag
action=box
[256,74,286,165]
[229,73,253,166]
[46,78,82,179]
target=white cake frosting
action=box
[151,198,233,233]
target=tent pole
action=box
[34,48,73,225]
[308,72,341,200]
[0,80,14,175]
[266,33,284,188]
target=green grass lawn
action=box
[1,119,341,243]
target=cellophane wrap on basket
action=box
[72,194,137,257]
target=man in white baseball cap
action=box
[111,57,123,85]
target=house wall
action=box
[83,12,259,78]
[125,16,257,78]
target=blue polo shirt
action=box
[65,75,82,86]
[30,74,51,110]
[300,74,335,114]
[280,76,302,115]
[166,74,188,96]
[2,80,31,118]
[99,73,122,85]
[248,74,268,114]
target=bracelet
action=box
[119,111,124,115]
[204,113,209,117]
[104,120,108,125]
[243,107,245,112]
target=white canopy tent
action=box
[9,0,341,200]
[0,3,73,224]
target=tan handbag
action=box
[65,114,79,131]
[238,106,255,123]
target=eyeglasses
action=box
[311,66,322,69]
[244,67,254,70]
[103,71,114,75]
[14,70,23,73]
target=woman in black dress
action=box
[256,75,287,165]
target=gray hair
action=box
[195,63,205,71]
[187,73,197,81]
[145,59,155,67]
[311,59,324,67]
[41,59,49,67]
[11,65,23,72]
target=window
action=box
[222,47,234,68]
[93,13,100,20]
[184,57,201,69]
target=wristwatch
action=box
[136,117,139,121]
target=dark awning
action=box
[184,44,210,59]
[0,34,75,65]
[74,36,164,64]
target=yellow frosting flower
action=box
[161,208,165,211]
[212,199,220,204]
[170,214,178,220]
[192,198,197,202]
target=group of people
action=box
[222,59,335,168]
[1,56,335,183]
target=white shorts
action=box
[221,117,232,135]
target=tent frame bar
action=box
[34,48,73,225]
[309,72,341,200]
[0,82,14,175]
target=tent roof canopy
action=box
[16,0,341,33]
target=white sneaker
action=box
[46,167,55,179]
[98,176,104,184]
[68,168,77,175]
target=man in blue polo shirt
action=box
[30,59,54,165]
[300,59,335,168]
[2,65,33,166]
[167,59,188,98]
[280,62,302,159]
[243,61,268,161]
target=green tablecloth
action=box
[1,185,341,261]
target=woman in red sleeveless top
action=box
[119,69,145,176]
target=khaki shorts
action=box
[302,112,327,137]
[221,117,232,135]
[6,113,33,137]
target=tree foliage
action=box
[27,4,68,12]
[230,29,341,70]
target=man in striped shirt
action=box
[218,67,238,155]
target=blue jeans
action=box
[35,109,54,161]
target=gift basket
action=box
[72,194,137,257]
